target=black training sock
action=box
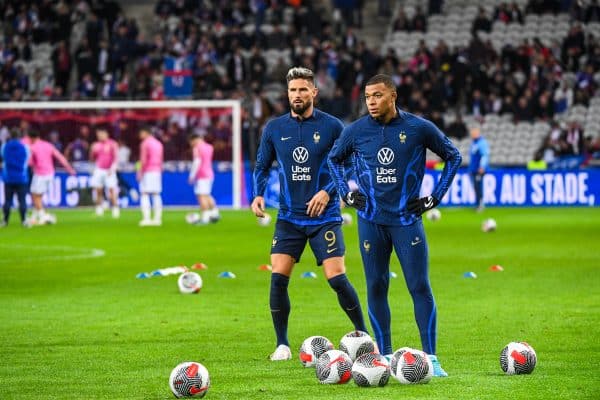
[328,274,368,332]
[270,273,291,346]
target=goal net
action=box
[0,100,243,209]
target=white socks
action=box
[141,193,162,222]
[140,194,151,221]
[152,194,162,222]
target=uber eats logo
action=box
[376,147,397,183]
[292,146,311,181]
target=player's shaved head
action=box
[365,74,396,93]
[286,67,315,86]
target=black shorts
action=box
[271,219,345,265]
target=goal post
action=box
[0,100,243,209]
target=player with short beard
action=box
[328,74,462,376]
[252,67,369,361]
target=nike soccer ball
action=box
[390,347,433,384]
[299,336,334,368]
[257,213,272,226]
[315,350,353,384]
[177,272,202,294]
[500,342,537,375]
[351,352,391,387]
[341,212,353,225]
[185,212,201,224]
[339,331,376,361]
[425,208,441,221]
[169,361,210,398]
[482,218,497,232]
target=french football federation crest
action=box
[313,132,320,143]
[272,237,278,247]
[363,240,371,253]
[399,131,407,143]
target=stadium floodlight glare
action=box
[0,100,243,209]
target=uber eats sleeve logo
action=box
[376,147,396,183]
[292,146,311,181]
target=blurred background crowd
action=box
[1,0,600,167]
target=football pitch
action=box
[0,207,598,399]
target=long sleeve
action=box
[253,124,275,198]
[327,127,354,199]
[423,120,462,201]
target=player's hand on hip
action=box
[251,196,266,218]
[344,191,367,211]
[306,190,330,217]
[407,195,439,216]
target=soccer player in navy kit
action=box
[252,67,368,361]
[328,74,462,376]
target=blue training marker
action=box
[136,272,150,279]
[218,271,236,278]
[463,272,477,279]
[301,271,317,279]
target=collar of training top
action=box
[287,108,320,122]
[368,107,405,125]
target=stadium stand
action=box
[0,0,599,167]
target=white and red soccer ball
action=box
[169,361,210,398]
[299,336,334,368]
[482,218,497,232]
[351,352,391,387]
[339,331,376,362]
[500,342,537,375]
[390,347,433,384]
[315,350,353,384]
[177,272,202,294]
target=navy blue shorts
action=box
[271,219,345,265]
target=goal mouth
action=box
[0,100,243,208]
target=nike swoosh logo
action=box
[281,137,291,141]
[327,248,338,254]
[190,386,208,395]
[424,197,434,208]
[411,239,421,246]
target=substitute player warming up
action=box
[252,67,368,361]
[328,74,462,376]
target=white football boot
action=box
[269,345,292,361]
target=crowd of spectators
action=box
[0,0,599,165]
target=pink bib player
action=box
[193,140,214,180]
[91,138,118,169]
[140,135,163,172]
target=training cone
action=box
[191,263,208,270]
[301,271,317,279]
[489,265,504,272]
[258,264,272,271]
[218,271,236,278]
[463,271,477,279]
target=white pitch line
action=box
[0,244,106,263]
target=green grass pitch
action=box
[0,207,598,399]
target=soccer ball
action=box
[339,331,376,361]
[425,208,441,221]
[315,350,353,384]
[185,212,201,224]
[299,336,334,368]
[390,347,433,384]
[169,361,210,398]
[500,342,537,375]
[351,352,391,387]
[257,213,272,226]
[482,218,497,232]
[177,272,202,294]
[341,212,353,225]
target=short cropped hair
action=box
[29,130,40,138]
[365,74,396,92]
[9,128,21,139]
[286,67,315,85]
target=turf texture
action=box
[0,207,598,399]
